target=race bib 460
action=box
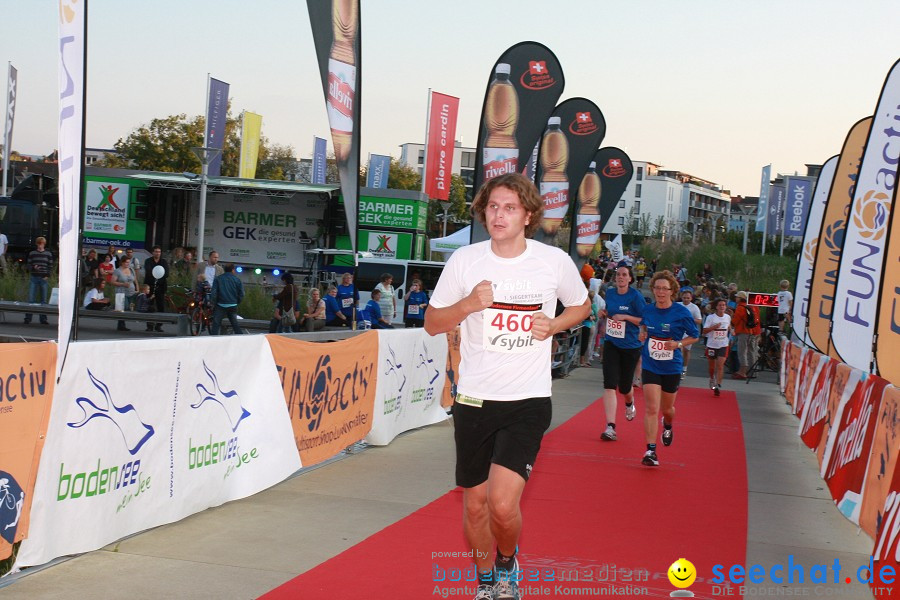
[483,302,541,353]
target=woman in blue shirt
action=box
[600,264,645,442]
[366,288,394,329]
[324,285,346,327]
[404,278,429,328]
[336,272,359,325]
[639,270,700,467]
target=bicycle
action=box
[188,298,233,336]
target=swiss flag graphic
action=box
[576,112,592,124]
[529,61,547,75]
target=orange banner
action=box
[876,190,900,382]
[807,117,872,358]
[0,342,56,564]
[266,333,377,466]
[861,385,900,538]
[784,343,803,410]
[441,328,461,408]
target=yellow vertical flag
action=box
[239,111,262,178]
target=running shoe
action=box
[601,424,617,441]
[633,378,642,388]
[494,559,520,600]
[625,402,636,421]
[681,370,686,380]
[474,583,495,600]
[714,384,721,397]
[641,450,659,466]
[709,377,715,389]
[662,425,673,446]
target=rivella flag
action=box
[792,156,837,349]
[308,0,361,252]
[424,91,459,200]
[471,42,564,244]
[205,77,229,177]
[531,98,606,255]
[57,1,86,375]
[238,111,262,179]
[807,117,872,359]
[756,165,772,233]
[832,59,900,372]
[595,147,634,234]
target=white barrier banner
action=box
[366,329,449,446]
[16,336,300,567]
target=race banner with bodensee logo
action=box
[531,98,606,252]
[424,91,460,201]
[266,332,377,467]
[595,148,634,235]
[442,327,461,408]
[0,343,56,565]
[820,371,890,526]
[792,156,837,348]
[15,336,300,568]
[860,384,900,539]
[471,42,564,244]
[366,329,449,446]
[832,59,900,372]
[308,0,361,252]
[84,180,129,235]
[807,117,872,359]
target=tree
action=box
[652,215,666,239]
[386,158,421,190]
[101,113,205,172]
[638,213,652,239]
[255,141,297,180]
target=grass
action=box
[640,239,798,292]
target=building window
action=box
[618,216,625,226]
[636,166,643,181]
[461,151,475,168]
[619,200,625,209]
[635,184,642,198]
[634,201,641,212]
[417,149,424,164]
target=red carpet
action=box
[261,387,746,599]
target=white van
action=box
[355,258,445,325]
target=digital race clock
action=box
[748,292,779,307]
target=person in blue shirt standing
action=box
[324,285,347,327]
[599,263,646,441]
[638,270,700,467]
[365,288,394,329]
[336,272,359,326]
[404,278,429,328]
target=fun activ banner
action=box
[424,91,460,201]
[832,59,900,372]
[57,1,86,375]
[267,332,377,466]
[308,0,361,252]
[596,147,634,234]
[807,117,872,358]
[471,42,564,243]
[793,156,837,348]
[15,336,300,568]
[531,98,606,252]
[205,76,229,177]
[0,343,56,566]
[366,329,449,446]
[238,111,262,179]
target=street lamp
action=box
[190,146,221,261]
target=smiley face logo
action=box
[668,558,697,589]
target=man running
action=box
[425,173,589,600]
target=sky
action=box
[1,0,898,197]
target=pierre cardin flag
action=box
[424,91,460,200]
[471,42,564,243]
[308,0,361,252]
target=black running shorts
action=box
[453,396,552,488]
[602,341,642,394]
[641,369,681,394]
[705,346,729,359]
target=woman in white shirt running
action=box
[702,298,732,396]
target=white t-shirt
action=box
[682,301,702,346]
[83,288,105,308]
[777,290,793,314]
[430,239,588,401]
[704,313,732,349]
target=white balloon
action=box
[152,265,165,279]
